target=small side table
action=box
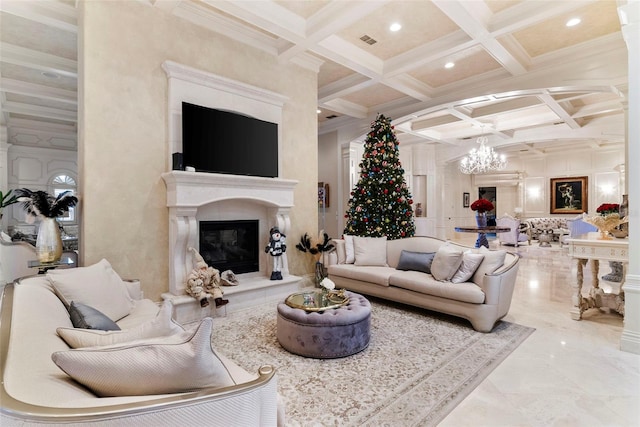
[28,258,75,274]
[538,229,553,247]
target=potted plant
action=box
[0,189,20,221]
[295,230,335,285]
[15,189,78,263]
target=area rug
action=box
[213,297,534,426]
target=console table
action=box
[566,233,628,320]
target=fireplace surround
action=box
[161,61,303,322]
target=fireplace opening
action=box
[199,220,259,274]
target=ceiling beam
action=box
[537,93,582,129]
[2,101,76,122]
[0,43,77,78]
[1,78,76,105]
[432,0,527,76]
[0,0,77,33]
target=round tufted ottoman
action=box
[276,291,371,359]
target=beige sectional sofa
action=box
[1,260,280,426]
[327,236,520,333]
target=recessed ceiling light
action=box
[445,62,455,69]
[317,109,322,114]
[566,18,581,27]
[389,22,402,32]
[41,71,60,79]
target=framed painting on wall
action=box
[463,192,470,208]
[550,176,588,214]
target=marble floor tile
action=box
[439,238,640,427]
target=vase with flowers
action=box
[470,198,494,227]
[15,188,78,263]
[584,203,627,240]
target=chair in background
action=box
[496,214,530,247]
[560,216,598,247]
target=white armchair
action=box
[496,215,530,247]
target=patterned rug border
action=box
[212,297,535,426]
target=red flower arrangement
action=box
[470,198,494,213]
[596,203,619,215]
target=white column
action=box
[619,0,640,354]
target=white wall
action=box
[3,145,77,232]
[318,131,339,239]
[80,1,318,301]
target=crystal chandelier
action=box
[459,135,507,174]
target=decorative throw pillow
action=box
[471,247,507,286]
[396,250,436,274]
[332,239,346,264]
[47,259,134,322]
[353,236,388,266]
[69,302,121,331]
[431,244,464,281]
[58,301,183,348]
[451,252,485,283]
[343,234,355,264]
[51,317,235,397]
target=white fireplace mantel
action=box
[162,170,298,297]
[163,171,297,208]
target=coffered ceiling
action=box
[0,0,629,161]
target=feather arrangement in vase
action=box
[15,189,78,262]
[15,189,78,223]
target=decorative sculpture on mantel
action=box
[265,227,286,280]
[185,247,228,307]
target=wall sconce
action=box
[527,187,541,199]
[598,184,616,196]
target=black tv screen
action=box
[182,102,278,178]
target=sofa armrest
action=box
[0,283,280,426]
[480,255,520,308]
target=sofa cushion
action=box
[396,250,435,274]
[333,239,346,264]
[51,317,235,397]
[69,302,121,331]
[58,301,183,348]
[431,244,464,281]
[47,259,134,322]
[328,264,395,287]
[388,271,485,304]
[353,236,388,266]
[451,252,485,284]
[343,234,355,264]
[471,247,507,286]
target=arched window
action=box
[51,174,77,222]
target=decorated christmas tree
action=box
[344,114,415,239]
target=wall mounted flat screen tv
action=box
[182,102,278,178]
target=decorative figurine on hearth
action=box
[185,247,229,307]
[265,226,286,280]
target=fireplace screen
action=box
[199,220,259,274]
